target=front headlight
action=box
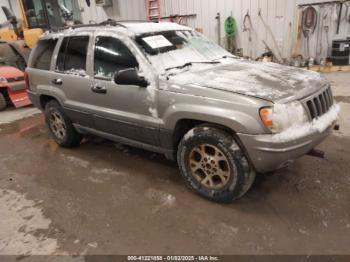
[0,77,7,83]
[259,101,308,133]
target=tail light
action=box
[24,71,30,90]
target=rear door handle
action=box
[91,85,107,94]
[52,78,63,85]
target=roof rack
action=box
[51,19,157,32]
[98,19,127,27]
[116,20,158,23]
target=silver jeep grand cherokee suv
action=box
[26,20,339,203]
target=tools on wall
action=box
[242,11,256,58]
[241,9,284,63]
[160,14,196,26]
[295,0,350,68]
[302,6,318,59]
[258,9,284,63]
[237,1,350,69]
[224,15,237,53]
[336,1,343,34]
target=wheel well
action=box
[172,119,254,170]
[172,119,234,150]
[0,87,11,105]
[40,95,57,109]
[0,88,7,97]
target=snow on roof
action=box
[40,22,190,41]
[119,22,190,35]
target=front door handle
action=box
[52,78,63,85]
[91,85,107,94]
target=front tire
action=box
[44,100,82,148]
[177,126,255,203]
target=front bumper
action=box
[238,123,335,174]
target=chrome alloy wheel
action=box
[49,110,66,140]
[189,144,231,189]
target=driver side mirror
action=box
[114,68,149,88]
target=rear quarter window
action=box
[31,39,58,70]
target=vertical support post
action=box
[157,0,161,22]
[216,12,221,46]
[17,0,28,29]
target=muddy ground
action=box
[0,72,349,256]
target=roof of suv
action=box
[41,21,190,40]
[119,21,190,35]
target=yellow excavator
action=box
[0,0,81,110]
[0,0,81,49]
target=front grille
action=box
[305,87,334,120]
[7,76,24,83]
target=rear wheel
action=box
[177,126,256,203]
[44,100,82,148]
[0,92,6,111]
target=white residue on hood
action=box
[169,60,325,101]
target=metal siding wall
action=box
[159,0,349,61]
[79,0,147,24]
[0,0,10,23]
[0,0,347,62]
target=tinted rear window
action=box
[32,39,58,70]
[56,36,89,72]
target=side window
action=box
[94,36,138,80]
[56,36,89,73]
[32,39,58,70]
[56,37,69,71]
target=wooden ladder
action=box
[147,0,160,22]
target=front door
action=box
[91,34,159,146]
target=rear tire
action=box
[0,92,7,111]
[44,100,82,148]
[177,126,256,203]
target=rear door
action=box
[51,34,95,128]
[27,38,59,106]
[91,34,160,146]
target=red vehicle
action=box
[0,65,31,111]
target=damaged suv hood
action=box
[170,60,328,103]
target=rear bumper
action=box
[238,123,335,173]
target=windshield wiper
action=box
[213,55,237,61]
[165,61,220,71]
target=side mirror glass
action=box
[114,68,149,88]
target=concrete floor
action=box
[0,72,349,256]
